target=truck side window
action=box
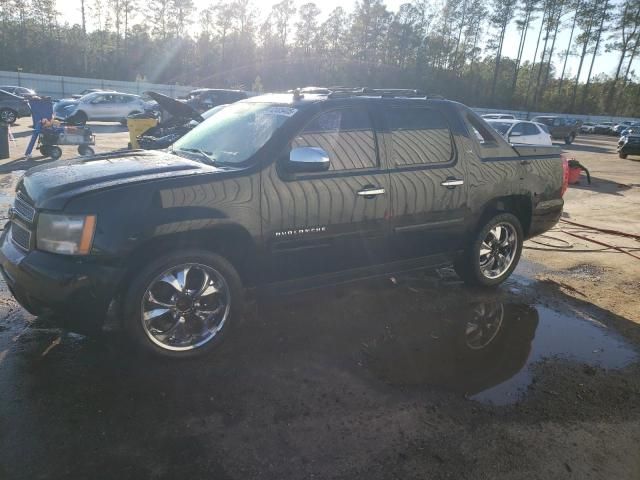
[385,107,453,166]
[292,108,377,170]
[466,113,498,145]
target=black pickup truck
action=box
[0,89,567,358]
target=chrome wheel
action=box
[479,223,518,280]
[465,302,504,350]
[141,263,231,351]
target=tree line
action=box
[1,0,640,116]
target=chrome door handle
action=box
[440,178,464,187]
[357,187,385,197]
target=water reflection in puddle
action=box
[364,301,638,405]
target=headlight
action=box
[36,213,96,255]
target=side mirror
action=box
[287,147,330,173]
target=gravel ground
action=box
[0,122,639,479]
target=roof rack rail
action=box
[290,86,444,100]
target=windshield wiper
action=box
[174,147,217,165]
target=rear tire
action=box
[619,152,628,159]
[564,132,575,144]
[123,249,244,358]
[455,213,524,287]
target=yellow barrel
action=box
[127,117,158,149]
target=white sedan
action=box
[486,119,553,146]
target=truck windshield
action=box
[173,102,293,165]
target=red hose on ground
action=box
[562,231,640,261]
[559,219,640,241]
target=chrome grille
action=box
[14,194,36,223]
[10,222,31,251]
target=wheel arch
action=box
[120,223,259,291]
[475,195,533,237]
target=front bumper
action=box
[0,225,123,332]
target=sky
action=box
[56,0,620,82]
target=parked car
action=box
[138,92,228,150]
[593,121,615,134]
[580,122,595,133]
[611,121,634,135]
[0,85,37,99]
[486,119,552,145]
[136,91,205,150]
[482,113,516,120]
[0,89,566,358]
[617,133,640,158]
[620,126,640,137]
[530,116,580,144]
[0,89,32,123]
[71,88,104,99]
[53,91,148,125]
[183,88,247,113]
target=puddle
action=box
[364,301,638,405]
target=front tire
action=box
[78,145,94,156]
[123,249,243,358]
[48,146,62,160]
[0,108,17,124]
[455,213,524,287]
[619,152,628,159]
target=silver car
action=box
[54,91,147,125]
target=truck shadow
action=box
[0,273,638,478]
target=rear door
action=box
[261,104,392,283]
[383,105,468,261]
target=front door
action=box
[382,105,469,261]
[261,105,392,283]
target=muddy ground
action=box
[0,122,639,479]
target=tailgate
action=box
[511,144,561,158]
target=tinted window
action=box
[533,117,553,126]
[510,123,525,135]
[292,108,377,171]
[523,123,540,135]
[386,108,453,166]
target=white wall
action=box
[0,70,197,99]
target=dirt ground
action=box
[0,121,639,480]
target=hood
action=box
[18,150,215,210]
[145,91,204,122]
[54,99,79,109]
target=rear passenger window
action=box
[292,108,377,171]
[523,123,540,135]
[385,108,453,166]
